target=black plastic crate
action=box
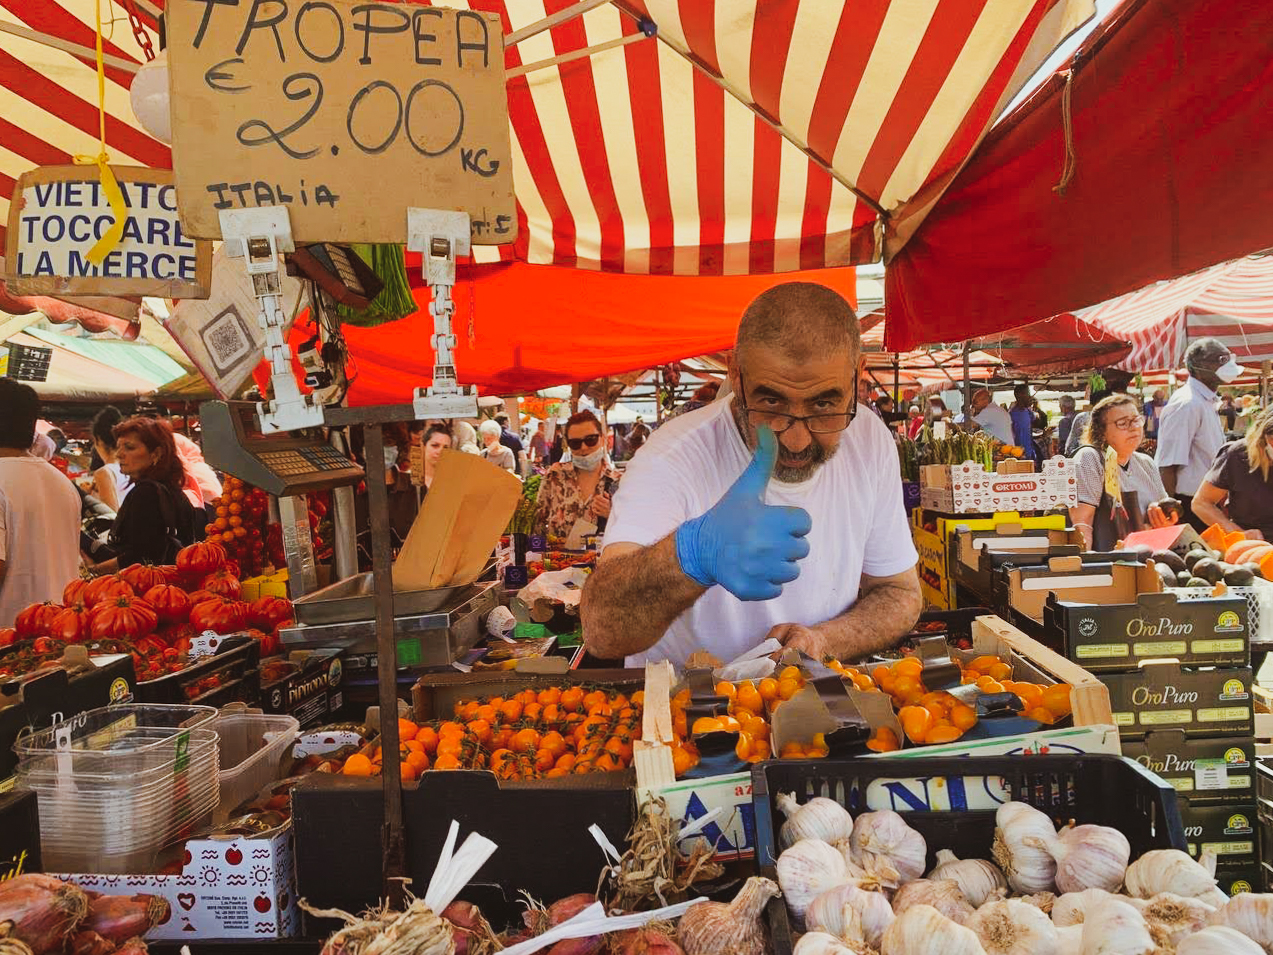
[132,634,260,706]
[753,755,1185,955]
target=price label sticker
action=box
[189,631,223,660]
[1195,758,1229,791]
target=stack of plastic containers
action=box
[212,709,298,822]
[13,704,221,873]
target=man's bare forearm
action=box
[816,575,922,661]
[1160,464,1180,497]
[581,536,705,660]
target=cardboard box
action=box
[54,823,298,940]
[1176,800,1258,867]
[1049,591,1249,673]
[920,456,1078,514]
[912,521,953,610]
[0,652,136,781]
[1100,662,1254,740]
[1120,731,1256,800]
[953,524,1085,600]
[999,558,1162,626]
[412,664,643,723]
[920,510,1069,542]
[1214,861,1262,896]
[0,790,41,881]
[260,648,344,729]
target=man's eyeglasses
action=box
[1111,414,1146,432]
[566,433,602,451]
[736,370,857,435]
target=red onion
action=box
[0,875,89,955]
[68,931,114,955]
[111,939,150,955]
[81,894,170,945]
[547,937,602,955]
[547,894,596,927]
[611,929,686,955]
[442,900,487,955]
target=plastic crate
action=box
[133,635,261,706]
[213,711,299,822]
[753,754,1185,955]
[1168,581,1273,649]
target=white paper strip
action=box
[1021,574,1113,591]
[678,806,725,840]
[497,898,706,955]
[589,824,623,864]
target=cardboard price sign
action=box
[5,166,212,298]
[166,0,516,245]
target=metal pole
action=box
[892,353,900,408]
[362,424,406,906]
[963,343,973,415]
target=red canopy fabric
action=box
[968,312,1131,376]
[291,261,856,404]
[882,0,1273,352]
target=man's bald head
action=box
[735,282,860,365]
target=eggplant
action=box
[1152,549,1186,575]
[1176,570,1195,586]
[1225,566,1256,586]
[1186,576,1213,588]
[1191,558,1224,584]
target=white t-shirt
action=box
[1154,377,1226,496]
[974,403,1014,444]
[0,455,82,626]
[604,399,918,667]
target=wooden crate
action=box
[971,614,1113,727]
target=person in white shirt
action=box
[1156,338,1244,531]
[956,388,1014,445]
[581,282,921,667]
[0,379,82,626]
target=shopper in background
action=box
[495,413,524,459]
[172,430,221,531]
[478,419,517,471]
[1192,405,1273,542]
[417,424,453,496]
[452,419,480,454]
[0,380,82,625]
[88,406,129,512]
[1056,395,1078,454]
[1219,393,1239,435]
[906,405,925,440]
[959,387,1014,444]
[1144,387,1168,439]
[84,417,197,575]
[1066,388,1113,456]
[1009,383,1039,460]
[1156,338,1245,530]
[627,416,651,454]
[528,422,549,464]
[534,410,620,540]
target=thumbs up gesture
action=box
[674,426,812,601]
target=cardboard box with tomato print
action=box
[54,822,299,940]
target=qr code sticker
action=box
[201,307,253,373]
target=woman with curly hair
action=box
[85,417,198,574]
[1193,405,1273,541]
[1069,394,1178,550]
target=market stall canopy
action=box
[281,260,857,403]
[1,326,184,399]
[1081,254,1273,372]
[882,0,1273,351]
[1,0,1094,275]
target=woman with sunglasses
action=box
[1192,405,1273,542]
[1070,394,1178,550]
[533,410,620,540]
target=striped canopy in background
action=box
[0,0,1095,275]
[1082,254,1273,372]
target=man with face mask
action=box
[1156,337,1246,530]
[581,283,921,666]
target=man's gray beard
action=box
[731,402,838,483]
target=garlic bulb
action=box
[806,883,895,949]
[793,931,873,955]
[1016,891,1056,913]
[1206,893,1273,952]
[1055,924,1082,955]
[1178,925,1266,955]
[1077,898,1155,955]
[777,839,851,926]
[1043,825,1130,894]
[1051,889,1119,927]
[991,802,1057,894]
[890,879,974,925]
[927,850,1008,907]
[847,810,928,885]
[965,898,1059,955]
[1124,849,1228,907]
[1136,892,1214,945]
[778,793,854,850]
[880,904,988,955]
[678,876,779,955]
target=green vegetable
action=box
[507,474,542,535]
[337,244,417,327]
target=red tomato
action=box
[63,577,91,608]
[89,594,159,641]
[15,602,61,638]
[46,605,91,643]
[189,596,248,635]
[248,595,294,630]
[199,568,242,600]
[175,541,227,578]
[0,628,15,648]
[119,563,169,594]
[143,584,193,624]
[82,575,134,608]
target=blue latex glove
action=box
[674,426,812,601]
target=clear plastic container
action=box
[212,712,299,823]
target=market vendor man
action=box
[581,283,922,667]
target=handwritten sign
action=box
[4,166,212,298]
[166,0,516,245]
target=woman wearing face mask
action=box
[1069,394,1179,550]
[533,410,621,540]
[1192,406,1273,542]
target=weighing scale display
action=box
[201,400,364,496]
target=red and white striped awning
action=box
[0,0,1095,274]
[1082,253,1273,371]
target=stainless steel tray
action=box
[292,572,460,625]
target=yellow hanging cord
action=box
[72,0,127,265]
